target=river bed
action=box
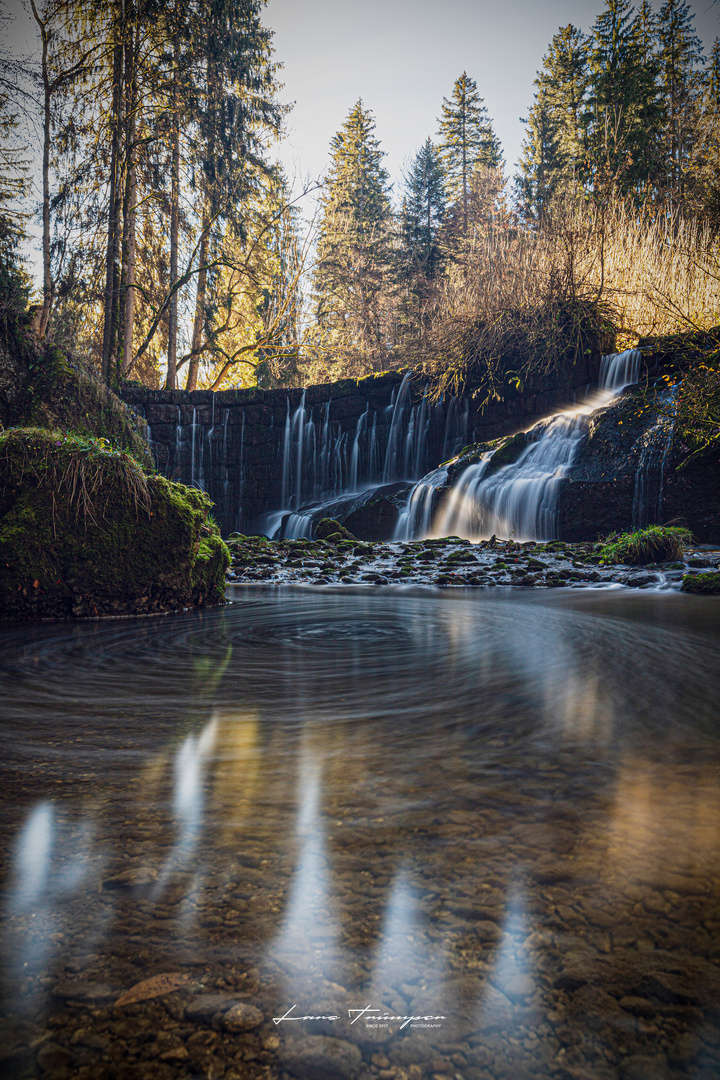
[1,587,719,1080]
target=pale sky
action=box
[267,0,720,196]
[4,0,719,277]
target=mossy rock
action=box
[0,427,230,620]
[681,571,720,595]
[1,320,152,467]
[316,517,357,541]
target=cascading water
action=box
[398,349,643,543]
[393,467,449,541]
[263,373,468,539]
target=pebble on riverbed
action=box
[225,533,720,592]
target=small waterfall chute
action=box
[396,349,643,543]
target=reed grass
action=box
[422,199,720,400]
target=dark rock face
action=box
[558,390,720,542]
[343,482,412,540]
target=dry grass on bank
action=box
[423,202,720,399]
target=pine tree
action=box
[515,25,590,220]
[438,72,502,232]
[400,139,445,278]
[587,0,652,196]
[396,139,446,346]
[515,86,559,222]
[628,0,664,193]
[684,37,720,223]
[0,50,30,314]
[657,0,704,201]
[313,100,394,371]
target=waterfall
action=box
[382,372,413,481]
[600,350,641,392]
[263,372,445,539]
[631,387,677,529]
[393,467,449,541]
[236,411,246,532]
[397,349,643,543]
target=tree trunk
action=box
[165,17,181,390]
[120,11,137,377]
[185,48,215,392]
[30,1,52,338]
[185,228,208,391]
[102,0,125,383]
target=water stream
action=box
[263,374,469,539]
[1,588,719,1078]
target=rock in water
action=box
[280,1035,362,1080]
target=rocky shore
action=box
[226,530,720,593]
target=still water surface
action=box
[1,587,720,1080]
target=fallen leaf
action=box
[33,579,39,588]
[115,972,190,1008]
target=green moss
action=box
[316,517,357,541]
[0,427,229,620]
[5,328,152,468]
[483,431,530,476]
[681,571,720,595]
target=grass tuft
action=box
[597,525,693,565]
[0,427,151,530]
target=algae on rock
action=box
[0,428,230,619]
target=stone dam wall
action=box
[120,354,604,535]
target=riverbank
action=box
[226,533,720,592]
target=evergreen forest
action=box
[1,0,719,402]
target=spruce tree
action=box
[515,25,590,220]
[657,0,704,201]
[437,72,502,232]
[396,139,446,346]
[515,87,560,222]
[587,0,651,196]
[628,0,664,194]
[313,100,394,371]
[684,37,720,223]
[400,139,445,279]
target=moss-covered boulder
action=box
[316,517,356,541]
[0,428,230,620]
[681,571,720,595]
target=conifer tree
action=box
[587,0,653,196]
[313,100,394,371]
[515,25,590,220]
[684,37,720,223]
[515,87,559,222]
[437,72,502,232]
[628,0,664,192]
[657,0,704,201]
[396,139,446,345]
[400,139,445,279]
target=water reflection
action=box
[0,589,719,1077]
[13,803,54,909]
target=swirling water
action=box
[1,587,720,1078]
